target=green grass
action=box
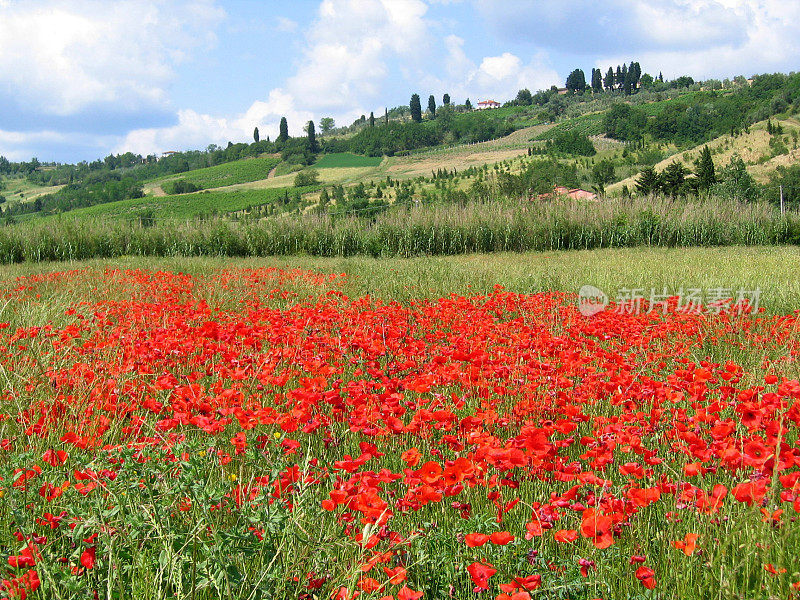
[21,187,312,221]
[536,112,605,140]
[314,153,383,168]
[151,155,282,189]
[2,246,799,314]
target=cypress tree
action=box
[253,127,260,143]
[695,146,717,191]
[428,94,436,117]
[369,111,375,128]
[604,67,615,91]
[384,107,389,126]
[410,94,422,122]
[306,120,317,153]
[278,117,289,143]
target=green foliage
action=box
[294,169,320,187]
[592,159,616,187]
[319,117,335,134]
[410,94,422,122]
[278,117,289,143]
[158,156,281,190]
[603,104,647,141]
[694,146,717,192]
[163,180,202,195]
[427,94,436,117]
[7,172,144,217]
[565,69,587,94]
[515,88,533,106]
[769,164,800,206]
[0,197,792,263]
[306,120,318,153]
[549,130,596,156]
[636,167,660,196]
[711,155,760,202]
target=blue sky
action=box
[1,0,798,163]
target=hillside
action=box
[2,71,800,223]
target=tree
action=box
[320,117,335,135]
[712,155,759,202]
[306,120,318,153]
[604,67,615,91]
[278,117,289,143]
[565,69,587,94]
[443,93,451,106]
[661,161,688,197]
[465,98,472,111]
[694,146,717,192]
[253,127,260,143]
[631,62,642,88]
[294,169,320,187]
[515,88,533,105]
[615,65,623,89]
[592,159,615,187]
[428,94,436,118]
[384,107,389,126]
[591,68,603,93]
[410,94,422,122]
[623,67,634,96]
[369,112,375,128]
[636,167,660,196]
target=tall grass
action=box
[1,197,797,263]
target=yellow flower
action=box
[228,473,238,482]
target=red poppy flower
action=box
[467,562,496,591]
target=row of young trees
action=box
[567,61,658,95]
[409,93,460,122]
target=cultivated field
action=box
[0,248,798,599]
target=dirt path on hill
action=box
[267,164,278,179]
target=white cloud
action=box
[597,0,800,79]
[276,16,298,33]
[0,0,225,116]
[284,0,431,113]
[421,35,560,103]
[115,89,316,155]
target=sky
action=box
[1,0,799,163]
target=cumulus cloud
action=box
[0,0,225,117]
[476,0,750,55]
[115,89,315,156]
[595,0,800,78]
[422,35,560,103]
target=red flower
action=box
[553,529,578,544]
[80,547,96,570]
[467,562,496,591]
[635,566,656,589]
[580,509,614,549]
[672,533,699,556]
[464,533,490,547]
[397,585,423,600]
[489,531,515,545]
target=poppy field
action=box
[0,255,798,600]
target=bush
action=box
[163,180,202,195]
[294,170,320,187]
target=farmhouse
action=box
[537,186,598,201]
[476,100,501,109]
